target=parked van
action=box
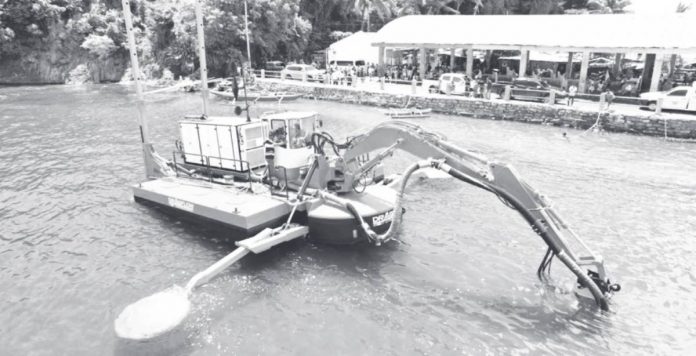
[329,60,366,69]
[265,61,285,71]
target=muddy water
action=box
[1,85,695,355]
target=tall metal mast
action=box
[244,0,252,67]
[121,0,154,178]
[195,0,209,116]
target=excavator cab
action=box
[262,111,319,182]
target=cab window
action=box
[287,119,308,149]
[452,77,462,83]
[441,75,451,81]
[270,120,287,147]
[668,89,687,96]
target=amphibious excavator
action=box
[133,110,620,314]
[114,0,619,341]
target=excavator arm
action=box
[332,121,620,310]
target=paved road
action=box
[267,77,696,122]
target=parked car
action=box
[640,86,696,112]
[265,61,285,72]
[280,64,325,81]
[508,78,567,102]
[428,73,468,95]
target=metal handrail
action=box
[174,150,254,190]
[178,151,251,170]
[271,166,289,199]
[173,151,179,178]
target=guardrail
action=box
[253,69,428,87]
[252,68,646,108]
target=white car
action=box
[428,73,469,95]
[280,64,325,81]
[640,86,696,112]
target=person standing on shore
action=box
[231,71,239,101]
[604,89,615,108]
[484,77,492,99]
[568,84,577,106]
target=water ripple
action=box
[0,85,693,355]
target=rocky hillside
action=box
[0,0,627,85]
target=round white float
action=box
[114,285,191,340]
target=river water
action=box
[1,85,695,355]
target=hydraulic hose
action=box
[321,157,609,310]
[319,160,431,245]
[436,162,609,310]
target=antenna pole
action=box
[195,0,209,116]
[121,0,154,178]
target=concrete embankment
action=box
[255,79,696,140]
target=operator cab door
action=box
[663,89,688,110]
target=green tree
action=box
[353,0,395,31]
[81,33,117,57]
[397,0,565,15]
[564,0,631,14]
[397,0,460,15]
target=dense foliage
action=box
[0,0,632,83]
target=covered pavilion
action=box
[371,14,696,93]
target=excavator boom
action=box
[333,121,619,310]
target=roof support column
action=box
[466,48,474,77]
[450,48,456,70]
[377,46,385,77]
[420,47,427,81]
[579,51,590,93]
[566,52,574,80]
[519,48,529,78]
[669,54,677,76]
[650,54,664,92]
[613,53,623,76]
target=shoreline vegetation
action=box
[0,0,632,85]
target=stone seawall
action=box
[255,79,696,140]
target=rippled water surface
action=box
[1,85,695,355]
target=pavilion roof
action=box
[372,14,696,54]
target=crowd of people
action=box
[280,56,695,109]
